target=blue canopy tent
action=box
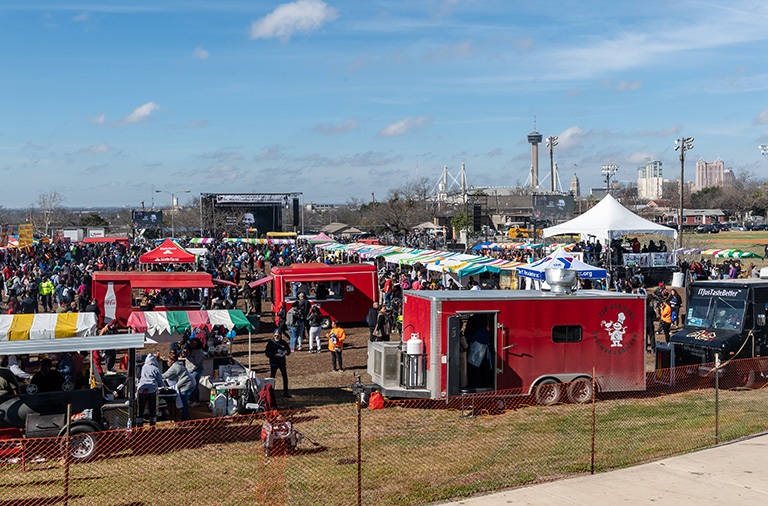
[517,247,607,281]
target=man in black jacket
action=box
[265,330,292,398]
[367,301,380,341]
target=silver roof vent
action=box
[545,268,578,294]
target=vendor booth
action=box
[139,238,197,265]
[517,247,607,281]
[92,271,218,326]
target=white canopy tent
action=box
[542,194,678,244]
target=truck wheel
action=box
[732,368,756,389]
[60,426,99,462]
[567,379,594,404]
[534,379,562,406]
[321,317,332,329]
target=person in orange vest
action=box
[660,300,673,343]
[327,320,347,372]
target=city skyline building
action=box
[637,159,664,200]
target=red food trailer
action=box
[92,271,216,327]
[368,288,646,404]
[268,263,379,328]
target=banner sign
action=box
[623,252,676,267]
[18,224,33,248]
[132,210,163,229]
[0,224,8,247]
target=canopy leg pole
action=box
[248,331,252,370]
[128,348,136,428]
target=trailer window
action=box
[552,325,582,343]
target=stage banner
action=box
[18,224,33,248]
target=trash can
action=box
[671,272,685,288]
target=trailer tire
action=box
[567,378,594,404]
[731,368,756,389]
[534,379,562,406]
[60,426,99,462]
[321,317,332,329]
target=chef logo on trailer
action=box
[600,312,627,348]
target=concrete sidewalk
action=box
[440,433,768,505]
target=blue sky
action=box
[2,0,768,208]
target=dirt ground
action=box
[141,308,374,413]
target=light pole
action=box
[675,136,694,249]
[601,164,619,194]
[547,136,558,192]
[155,189,190,238]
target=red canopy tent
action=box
[139,238,197,264]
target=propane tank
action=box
[406,333,423,355]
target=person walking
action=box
[307,305,323,353]
[265,329,292,398]
[327,320,347,372]
[367,301,380,341]
[285,302,303,351]
[659,300,673,343]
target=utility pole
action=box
[675,136,694,249]
[547,136,558,192]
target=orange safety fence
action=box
[2,356,768,505]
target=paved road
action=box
[439,433,768,505]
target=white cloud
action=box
[91,113,106,125]
[72,12,89,22]
[192,47,209,60]
[378,116,430,137]
[313,118,359,135]
[425,40,473,61]
[85,143,111,154]
[250,0,338,42]
[117,102,159,126]
[613,80,642,92]
[554,126,587,151]
[754,108,768,125]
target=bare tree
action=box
[35,190,66,237]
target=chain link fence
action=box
[2,356,768,505]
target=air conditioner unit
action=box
[368,342,401,389]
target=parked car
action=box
[695,224,719,234]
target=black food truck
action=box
[656,279,768,387]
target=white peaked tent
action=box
[543,194,678,243]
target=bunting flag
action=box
[127,310,253,337]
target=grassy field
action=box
[680,230,768,261]
[2,386,768,505]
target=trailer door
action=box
[446,316,462,397]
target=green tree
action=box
[79,213,110,228]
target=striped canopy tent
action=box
[703,249,761,259]
[0,312,145,355]
[675,248,703,255]
[190,238,216,244]
[127,309,257,367]
[127,309,253,338]
[223,238,294,245]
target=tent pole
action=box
[248,330,252,370]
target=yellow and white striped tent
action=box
[0,313,145,355]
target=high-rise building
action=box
[637,159,663,200]
[570,173,580,196]
[695,159,734,191]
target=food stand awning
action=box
[92,271,215,289]
[127,310,253,337]
[0,312,145,354]
[139,238,197,264]
[248,275,274,289]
